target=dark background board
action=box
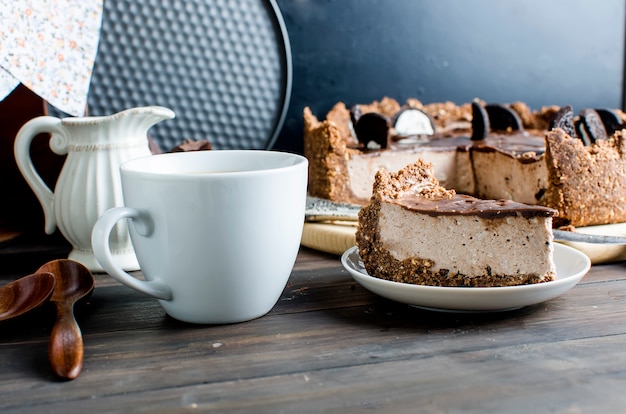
[272,0,625,153]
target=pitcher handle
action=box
[91,206,172,300]
[13,116,67,234]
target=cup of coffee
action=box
[91,150,308,324]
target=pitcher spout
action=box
[119,105,176,123]
[112,106,176,132]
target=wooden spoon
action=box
[37,259,95,380]
[0,272,56,322]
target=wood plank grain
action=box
[2,332,625,413]
[0,248,625,412]
[0,274,624,407]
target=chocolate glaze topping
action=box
[472,131,546,161]
[394,193,557,219]
[349,100,624,162]
[354,132,544,159]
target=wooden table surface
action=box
[1,235,626,413]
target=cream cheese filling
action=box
[378,202,555,278]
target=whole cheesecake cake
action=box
[355,159,558,287]
[304,97,626,227]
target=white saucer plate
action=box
[341,244,591,312]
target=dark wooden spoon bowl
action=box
[37,259,95,380]
[0,272,56,322]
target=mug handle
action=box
[91,207,172,300]
[13,116,66,234]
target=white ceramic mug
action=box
[91,150,308,324]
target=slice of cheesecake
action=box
[355,159,557,287]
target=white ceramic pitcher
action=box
[14,106,175,271]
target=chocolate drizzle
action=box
[476,132,545,159]
[395,193,557,219]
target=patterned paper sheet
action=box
[0,0,103,116]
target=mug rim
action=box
[120,149,308,177]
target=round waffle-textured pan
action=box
[80,0,291,151]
